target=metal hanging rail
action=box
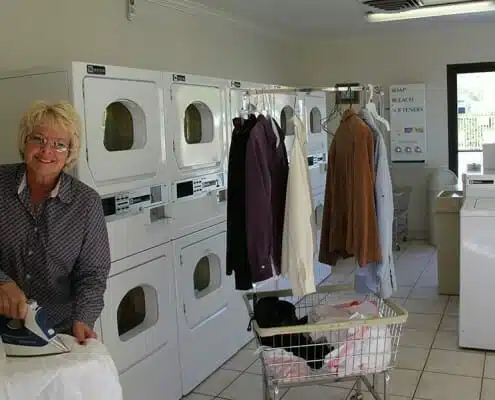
[242,85,371,95]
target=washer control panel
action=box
[173,173,225,202]
[101,184,170,221]
[307,153,326,167]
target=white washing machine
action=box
[459,175,495,351]
[0,62,180,399]
[308,152,328,200]
[0,62,168,197]
[164,72,229,237]
[100,241,181,400]
[173,223,247,394]
[305,91,328,156]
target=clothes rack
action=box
[241,85,383,95]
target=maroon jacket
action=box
[245,115,289,283]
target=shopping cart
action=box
[243,284,408,400]
[393,186,412,251]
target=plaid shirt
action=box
[0,163,111,332]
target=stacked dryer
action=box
[304,91,331,285]
[165,73,250,395]
[0,62,182,400]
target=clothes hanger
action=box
[266,93,280,148]
[366,84,391,132]
[240,94,249,120]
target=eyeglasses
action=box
[26,134,69,153]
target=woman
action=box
[0,101,111,344]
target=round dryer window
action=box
[104,101,147,152]
[117,285,158,340]
[281,106,295,136]
[310,107,322,134]
[247,103,257,113]
[184,102,214,144]
[193,255,221,299]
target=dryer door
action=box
[100,244,178,374]
[171,83,223,171]
[179,230,229,329]
[306,93,327,155]
[83,77,162,186]
[275,94,297,156]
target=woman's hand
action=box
[0,282,28,319]
[73,321,97,345]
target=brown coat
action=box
[318,109,381,267]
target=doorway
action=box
[447,62,495,177]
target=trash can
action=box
[428,168,458,246]
[435,189,464,295]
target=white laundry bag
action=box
[310,300,393,378]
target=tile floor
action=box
[184,241,494,400]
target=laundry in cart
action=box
[244,283,407,400]
[256,295,396,382]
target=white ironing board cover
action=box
[0,335,122,400]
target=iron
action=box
[0,300,70,357]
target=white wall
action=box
[0,0,299,84]
[300,23,495,238]
[4,1,493,239]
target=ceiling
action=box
[181,0,495,38]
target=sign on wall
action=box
[389,83,427,163]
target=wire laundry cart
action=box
[393,185,412,251]
[243,284,408,400]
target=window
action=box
[117,286,146,337]
[193,254,222,299]
[447,62,495,177]
[103,100,147,152]
[247,103,257,113]
[117,284,159,341]
[310,107,322,133]
[281,106,295,136]
[184,102,214,144]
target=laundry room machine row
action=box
[0,62,259,399]
[0,63,185,400]
[0,60,331,399]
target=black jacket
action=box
[226,115,257,290]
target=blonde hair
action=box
[18,101,82,170]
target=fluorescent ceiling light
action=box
[367,1,495,22]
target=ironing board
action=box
[0,335,123,400]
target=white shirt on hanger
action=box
[281,115,316,296]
